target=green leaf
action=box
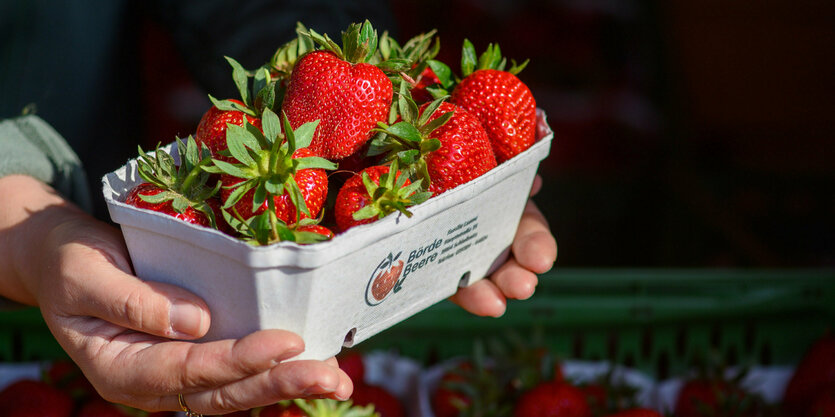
[225,56,250,106]
[293,120,319,150]
[222,179,255,209]
[252,182,267,209]
[421,111,453,136]
[209,95,257,116]
[375,58,411,73]
[352,204,380,221]
[281,112,297,151]
[417,96,448,127]
[360,20,377,61]
[212,158,249,179]
[285,177,310,218]
[397,149,421,165]
[225,124,257,166]
[427,60,454,89]
[293,231,331,245]
[420,138,442,154]
[171,196,190,213]
[293,156,337,171]
[264,177,284,195]
[261,108,282,145]
[397,83,418,125]
[385,122,423,143]
[461,39,477,77]
[137,190,173,204]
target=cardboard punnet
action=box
[102,110,553,360]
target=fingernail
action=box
[170,299,205,338]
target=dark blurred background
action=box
[139,0,835,268]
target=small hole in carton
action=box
[458,272,471,287]
[343,328,357,347]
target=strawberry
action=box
[209,109,336,245]
[334,159,430,232]
[195,99,262,161]
[432,364,474,417]
[282,21,395,160]
[337,350,366,384]
[293,224,334,241]
[513,380,591,417]
[260,402,306,417]
[350,383,405,417]
[0,379,74,417]
[124,136,225,231]
[374,29,443,104]
[810,386,835,417]
[375,95,497,195]
[673,378,755,417]
[603,408,663,417]
[450,40,536,163]
[784,333,835,416]
[411,66,441,104]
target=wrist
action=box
[0,175,88,305]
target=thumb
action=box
[57,238,211,339]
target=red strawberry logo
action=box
[371,259,404,301]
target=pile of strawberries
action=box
[124,21,538,245]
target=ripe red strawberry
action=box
[411,66,441,104]
[673,378,753,417]
[125,137,226,231]
[350,383,405,417]
[338,351,366,384]
[210,109,336,245]
[432,364,474,417]
[810,386,835,417]
[195,99,262,161]
[420,101,497,194]
[282,21,394,160]
[603,408,663,417]
[375,97,497,196]
[220,147,328,224]
[0,379,74,417]
[784,334,835,416]
[259,402,306,417]
[450,40,536,163]
[294,224,334,240]
[513,380,591,417]
[334,160,430,232]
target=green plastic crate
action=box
[363,268,835,378]
[2,268,834,380]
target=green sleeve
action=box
[0,114,92,212]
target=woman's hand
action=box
[0,175,352,414]
[450,175,557,317]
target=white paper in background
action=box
[0,362,44,390]
[361,351,424,417]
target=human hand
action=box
[0,175,352,414]
[450,174,557,317]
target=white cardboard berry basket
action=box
[102,109,553,360]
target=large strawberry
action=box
[375,94,497,195]
[0,379,74,417]
[513,380,591,417]
[125,136,225,231]
[282,21,395,160]
[208,109,336,245]
[783,333,835,416]
[334,159,430,232]
[450,40,536,163]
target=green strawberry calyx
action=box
[371,83,453,190]
[352,158,431,223]
[135,136,222,228]
[292,398,379,417]
[301,20,411,73]
[205,108,336,245]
